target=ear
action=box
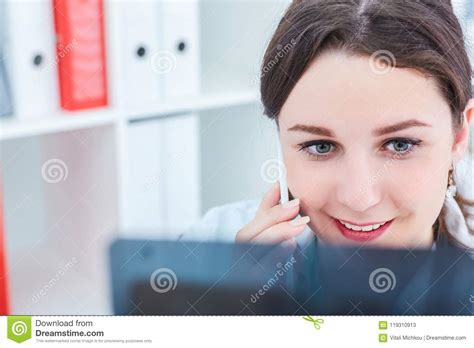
[465,98,474,124]
[452,98,474,165]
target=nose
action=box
[335,159,383,213]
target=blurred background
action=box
[0,0,473,315]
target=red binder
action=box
[53,0,108,111]
[0,185,9,315]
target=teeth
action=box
[338,220,386,232]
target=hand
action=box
[235,181,310,245]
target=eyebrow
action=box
[287,119,432,137]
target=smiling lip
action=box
[337,219,388,227]
[332,217,394,242]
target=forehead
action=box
[279,50,451,132]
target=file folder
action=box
[53,0,108,110]
[115,1,161,107]
[124,118,165,231]
[4,0,59,118]
[159,113,200,230]
[124,113,200,233]
[160,0,200,98]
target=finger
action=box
[254,198,301,232]
[250,216,310,245]
[257,181,281,212]
[236,198,301,242]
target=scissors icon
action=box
[302,315,324,330]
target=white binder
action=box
[4,0,59,119]
[111,0,161,108]
[159,0,200,99]
[124,113,200,236]
[159,112,200,231]
[124,117,165,232]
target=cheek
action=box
[396,167,448,226]
[384,158,448,243]
[391,165,428,203]
[285,157,334,208]
[388,153,450,210]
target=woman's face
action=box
[279,50,471,249]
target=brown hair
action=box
[260,0,473,244]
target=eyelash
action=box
[298,137,423,161]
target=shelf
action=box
[125,90,260,122]
[0,107,118,141]
[0,91,261,140]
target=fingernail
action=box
[290,216,310,226]
[282,198,299,209]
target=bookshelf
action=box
[0,0,290,314]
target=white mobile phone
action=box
[276,135,289,204]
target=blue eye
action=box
[310,142,332,154]
[298,141,335,159]
[384,138,422,156]
[298,137,422,160]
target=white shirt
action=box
[179,199,316,250]
[179,196,473,251]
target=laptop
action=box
[109,238,474,315]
